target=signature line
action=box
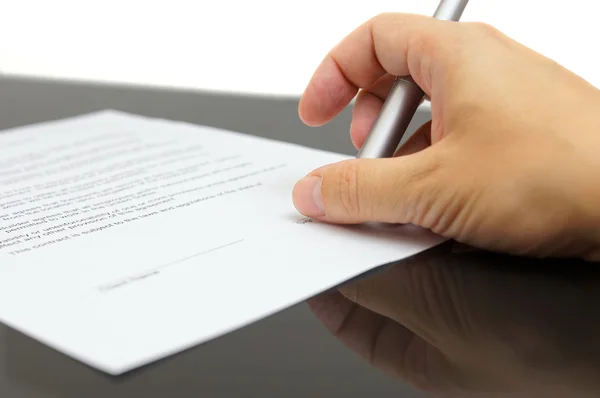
[97,239,245,292]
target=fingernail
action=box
[293,176,325,217]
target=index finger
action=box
[298,13,458,126]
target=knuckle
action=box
[402,152,445,224]
[407,25,439,58]
[335,161,362,217]
[370,11,395,25]
[339,278,376,307]
[407,151,443,194]
[339,281,360,303]
[370,12,386,23]
[464,21,502,39]
[367,12,396,37]
[399,334,439,393]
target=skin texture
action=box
[290,13,600,397]
[292,13,600,260]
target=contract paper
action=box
[0,111,444,374]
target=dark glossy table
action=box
[0,75,429,398]
[1,75,599,398]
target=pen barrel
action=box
[356,77,424,159]
[355,0,468,160]
[433,0,469,21]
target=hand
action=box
[308,244,600,397]
[292,13,600,261]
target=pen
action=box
[356,0,470,159]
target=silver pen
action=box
[356,0,469,159]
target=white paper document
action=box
[0,110,444,374]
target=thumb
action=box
[292,150,443,225]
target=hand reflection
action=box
[308,243,600,398]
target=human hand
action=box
[292,13,600,260]
[308,244,600,397]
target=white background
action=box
[1,0,599,97]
